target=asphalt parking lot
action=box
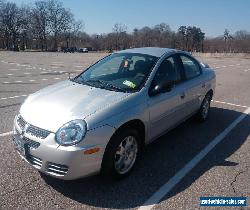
[0,51,249,210]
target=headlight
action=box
[55,119,87,146]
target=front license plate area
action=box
[13,135,29,157]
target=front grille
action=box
[27,155,43,169]
[16,115,51,139]
[47,162,68,176]
[26,125,50,139]
[15,129,40,149]
[17,115,26,130]
[23,136,40,149]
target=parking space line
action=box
[0,95,27,100]
[2,76,64,84]
[138,107,250,210]
[212,100,248,108]
[0,131,13,137]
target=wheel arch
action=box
[101,119,146,176]
[111,119,146,147]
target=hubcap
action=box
[202,97,210,119]
[114,136,138,174]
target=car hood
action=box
[20,80,130,132]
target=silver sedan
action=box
[13,47,216,180]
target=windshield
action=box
[74,53,158,92]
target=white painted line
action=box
[54,78,60,80]
[52,62,64,64]
[212,100,248,108]
[0,94,27,100]
[3,82,10,84]
[24,72,31,75]
[0,131,13,137]
[76,69,82,72]
[15,81,22,83]
[26,67,33,70]
[42,78,48,81]
[139,107,250,210]
[9,69,20,71]
[29,80,35,82]
[75,65,83,68]
[7,73,13,76]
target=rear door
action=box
[178,54,204,116]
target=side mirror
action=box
[149,80,174,97]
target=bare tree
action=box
[113,23,128,50]
[31,1,50,50]
[47,0,73,50]
[0,2,29,50]
[177,26,187,50]
[64,19,83,48]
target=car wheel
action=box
[101,128,141,179]
[197,93,212,122]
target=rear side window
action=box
[180,55,201,80]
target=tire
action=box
[197,93,212,122]
[101,128,141,179]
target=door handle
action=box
[180,92,185,99]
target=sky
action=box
[10,0,250,38]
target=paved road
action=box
[0,52,249,210]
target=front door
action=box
[147,55,187,140]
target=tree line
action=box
[0,0,250,53]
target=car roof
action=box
[116,47,178,57]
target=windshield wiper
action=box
[85,79,125,92]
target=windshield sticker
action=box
[123,80,136,88]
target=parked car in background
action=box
[13,47,216,180]
[63,47,77,53]
[79,47,88,53]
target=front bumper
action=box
[13,119,115,180]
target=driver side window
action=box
[153,56,181,86]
